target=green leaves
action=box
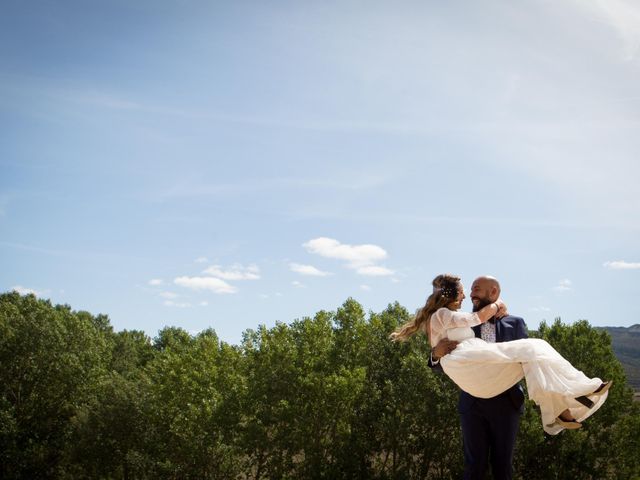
[0,292,108,479]
[1,294,638,479]
[517,318,639,480]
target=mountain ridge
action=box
[597,325,640,391]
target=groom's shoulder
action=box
[502,314,525,325]
[500,314,528,338]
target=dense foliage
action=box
[1,292,638,479]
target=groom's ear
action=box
[490,286,500,300]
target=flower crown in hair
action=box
[433,285,457,299]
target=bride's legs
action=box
[575,381,613,408]
[554,410,582,430]
[526,377,583,432]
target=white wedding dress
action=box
[431,308,609,435]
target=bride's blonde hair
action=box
[390,273,461,342]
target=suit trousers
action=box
[459,391,521,480]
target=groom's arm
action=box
[515,317,528,340]
[508,316,529,410]
[428,339,459,371]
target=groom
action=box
[429,276,528,480]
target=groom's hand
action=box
[432,339,459,360]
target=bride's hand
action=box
[495,298,508,319]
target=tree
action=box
[514,318,640,480]
[143,327,243,479]
[2,293,638,479]
[68,330,156,479]
[0,292,109,479]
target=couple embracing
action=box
[391,274,611,480]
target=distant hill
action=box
[598,324,640,391]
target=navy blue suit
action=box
[430,315,528,480]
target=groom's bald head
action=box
[470,276,501,312]
[474,276,501,294]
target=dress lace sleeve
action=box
[432,308,481,330]
[428,308,482,348]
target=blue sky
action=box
[2,0,639,344]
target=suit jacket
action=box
[459,315,528,413]
[427,314,528,412]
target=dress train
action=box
[440,328,608,435]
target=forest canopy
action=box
[1,291,639,479]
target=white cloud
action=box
[553,279,573,292]
[194,256,209,264]
[174,276,238,294]
[603,260,640,270]
[289,263,331,277]
[11,285,45,296]
[292,280,306,288]
[163,300,192,308]
[360,284,371,291]
[203,264,260,280]
[257,292,282,298]
[148,278,163,286]
[530,306,551,312]
[159,175,388,202]
[302,237,393,276]
[199,301,209,307]
[64,91,142,110]
[303,237,387,268]
[159,291,179,299]
[356,265,395,276]
[573,0,640,61]
[170,263,257,297]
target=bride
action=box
[390,274,611,435]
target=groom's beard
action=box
[472,297,492,312]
